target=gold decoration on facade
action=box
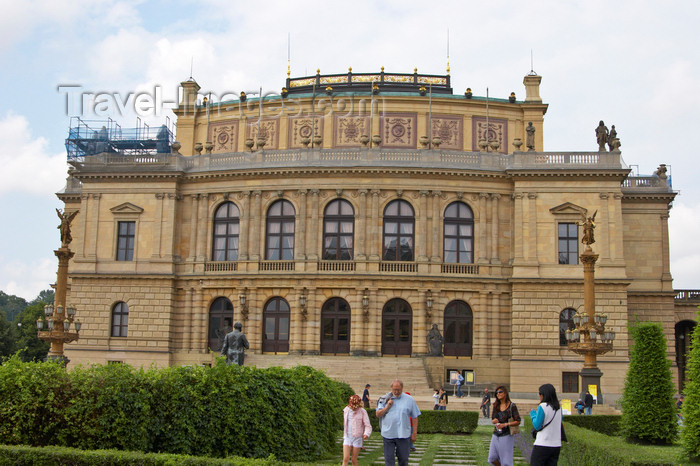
[351,75,381,83]
[320,75,348,84]
[208,121,239,153]
[417,76,447,85]
[334,116,370,147]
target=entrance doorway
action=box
[382,298,412,355]
[262,297,290,353]
[443,300,473,357]
[320,298,350,354]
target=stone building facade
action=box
[58,69,682,398]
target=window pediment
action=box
[110,202,144,215]
[550,202,587,217]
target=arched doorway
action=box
[321,298,351,354]
[382,298,412,356]
[262,297,290,353]
[208,297,233,352]
[676,320,697,391]
[443,300,473,357]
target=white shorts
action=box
[343,435,363,448]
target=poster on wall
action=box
[588,384,598,403]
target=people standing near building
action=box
[584,390,594,415]
[574,399,585,415]
[438,388,448,410]
[488,385,521,466]
[481,388,492,418]
[433,389,440,410]
[362,384,371,409]
[376,380,421,466]
[456,372,465,398]
[530,383,563,466]
[342,394,372,466]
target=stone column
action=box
[196,194,208,262]
[357,189,368,260]
[296,189,307,260]
[188,194,198,261]
[184,287,193,351]
[194,287,205,353]
[490,193,501,264]
[512,192,524,263]
[79,194,89,259]
[527,193,538,262]
[152,193,164,259]
[611,193,623,261]
[88,194,101,259]
[478,193,489,263]
[238,191,250,260]
[477,291,489,356]
[491,292,500,356]
[430,191,441,262]
[164,193,176,260]
[369,190,380,260]
[250,191,262,260]
[308,190,320,260]
[661,212,673,283]
[290,289,304,354]
[599,193,610,262]
[417,190,429,261]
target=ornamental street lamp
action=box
[566,210,615,403]
[37,209,81,365]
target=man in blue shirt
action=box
[376,379,421,466]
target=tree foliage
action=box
[620,321,678,444]
[14,302,50,361]
[0,309,15,358]
[0,290,28,323]
[681,312,700,460]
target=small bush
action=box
[563,414,621,436]
[365,409,478,434]
[681,313,700,461]
[621,322,678,444]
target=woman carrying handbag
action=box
[488,385,521,466]
[529,383,564,465]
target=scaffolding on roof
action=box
[65,117,175,160]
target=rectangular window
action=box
[558,223,578,264]
[562,372,579,393]
[116,221,135,261]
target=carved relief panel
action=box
[472,117,508,153]
[333,115,370,147]
[431,115,463,150]
[380,113,417,149]
[246,118,280,150]
[208,120,239,153]
[288,116,324,148]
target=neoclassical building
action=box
[59,68,684,398]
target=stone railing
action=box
[675,290,700,302]
[621,175,673,192]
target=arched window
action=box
[559,308,577,346]
[262,297,290,353]
[111,302,129,337]
[323,200,355,260]
[321,298,351,354]
[212,202,240,261]
[266,200,295,260]
[444,201,474,263]
[444,300,473,356]
[382,200,414,261]
[208,297,233,352]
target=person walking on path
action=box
[456,372,465,398]
[433,389,440,410]
[438,388,448,410]
[481,388,492,418]
[530,383,563,466]
[487,385,521,466]
[584,390,594,415]
[342,394,372,466]
[376,379,421,466]
[362,384,371,409]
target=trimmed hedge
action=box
[366,409,478,434]
[681,313,700,461]
[0,444,277,465]
[563,414,621,436]
[0,356,351,462]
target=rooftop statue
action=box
[607,124,621,152]
[526,122,536,151]
[596,121,609,152]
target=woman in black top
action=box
[488,385,521,466]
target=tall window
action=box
[111,302,129,337]
[266,200,295,260]
[562,372,579,393]
[212,202,240,261]
[560,308,577,346]
[382,200,414,261]
[558,223,578,264]
[116,221,135,261]
[444,202,474,263]
[323,199,354,260]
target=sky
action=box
[0,0,699,300]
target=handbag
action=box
[561,422,568,442]
[508,417,520,435]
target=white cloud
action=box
[669,201,700,290]
[0,255,56,302]
[0,113,67,195]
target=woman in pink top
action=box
[343,394,372,466]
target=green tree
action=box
[14,303,49,362]
[30,289,55,306]
[0,291,28,323]
[621,321,678,444]
[0,309,16,358]
[681,311,700,460]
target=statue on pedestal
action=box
[221,322,249,366]
[56,209,79,247]
[595,121,609,152]
[580,210,598,246]
[526,122,536,151]
[427,324,444,356]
